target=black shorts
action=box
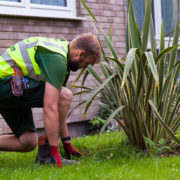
[0,78,45,138]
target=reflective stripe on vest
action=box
[0,37,69,81]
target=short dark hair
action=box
[72,33,101,63]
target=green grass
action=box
[0,131,179,180]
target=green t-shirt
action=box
[35,47,70,90]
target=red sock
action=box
[50,146,62,167]
[38,135,48,145]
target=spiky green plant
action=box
[73,0,180,150]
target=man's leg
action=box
[58,88,82,158]
[0,107,38,152]
[0,131,38,152]
[58,87,72,138]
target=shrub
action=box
[73,0,180,152]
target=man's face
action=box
[69,53,96,72]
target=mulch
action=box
[160,146,180,157]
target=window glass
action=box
[161,0,180,36]
[30,0,67,7]
[131,0,145,32]
[130,0,155,33]
[2,0,21,2]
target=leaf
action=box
[87,65,103,84]
[136,60,144,99]
[149,100,180,145]
[67,100,86,118]
[149,14,155,52]
[145,52,159,86]
[158,138,165,145]
[126,23,130,53]
[98,36,109,63]
[72,85,93,90]
[71,68,85,87]
[144,137,154,147]
[102,31,119,60]
[99,106,125,137]
[155,44,180,64]
[128,0,141,49]
[167,0,179,74]
[81,70,90,87]
[82,74,116,119]
[141,0,152,51]
[73,90,91,96]
[121,48,138,88]
[109,26,112,42]
[159,20,165,94]
[79,0,99,25]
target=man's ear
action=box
[78,49,86,58]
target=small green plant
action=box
[176,126,180,138]
[89,117,115,134]
[89,117,106,133]
[144,137,173,155]
[98,96,117,120]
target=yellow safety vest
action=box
[0,37,69,81]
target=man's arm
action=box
[43,81,60,146]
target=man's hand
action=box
[63,141,82,158]
[50,146,62,167]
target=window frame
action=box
[153,0,180,48]
[0,0,83,20]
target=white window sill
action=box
[0,11,86,21]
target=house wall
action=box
[0,0,127,135]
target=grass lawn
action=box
[0,131,179,180]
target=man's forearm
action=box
[43,107,59,146]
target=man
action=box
[0,33,101,167]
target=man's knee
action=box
[60,87,73,103]
[19,131,38,152]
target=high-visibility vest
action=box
[0,37,69,81]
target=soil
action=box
[160,146,180,157]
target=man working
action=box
[0,33,101,167]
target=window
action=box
[2,0,20,2]
[131,0,180,41]
[0,0,83,20]
[154,0,180,39]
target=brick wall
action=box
[0,0,127,135]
